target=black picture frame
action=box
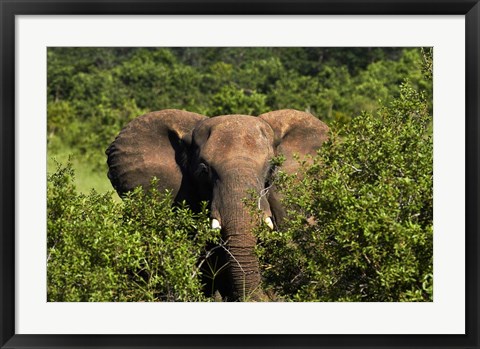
[1,1,479,348]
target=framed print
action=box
[1,1,479,348]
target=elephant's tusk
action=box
[211,219,221,230]
[265,217,274,230]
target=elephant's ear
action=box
[259,109,329,174]
[106,109,207,201]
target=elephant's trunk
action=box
[221,210,263,301]
[213,171,268,301]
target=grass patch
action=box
[48,141,117,198]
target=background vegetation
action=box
[47,47,433,301]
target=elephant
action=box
[106,109,329,301]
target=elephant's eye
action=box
[198,162,209,175]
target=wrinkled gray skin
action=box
[106,109,329,301]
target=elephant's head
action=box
[106,109,329,301]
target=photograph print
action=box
[47,47,433,302]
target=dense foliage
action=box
[47,47,431,193]
[47,47,433,301]
[47,164,218,301]
[253,81,432,301]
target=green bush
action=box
[47,162,219,301]
[254,80,433,302]
[209,83,269,116]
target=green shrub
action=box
[255,80,433,302]
[208,83,269,116]
[47,162,218,301]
